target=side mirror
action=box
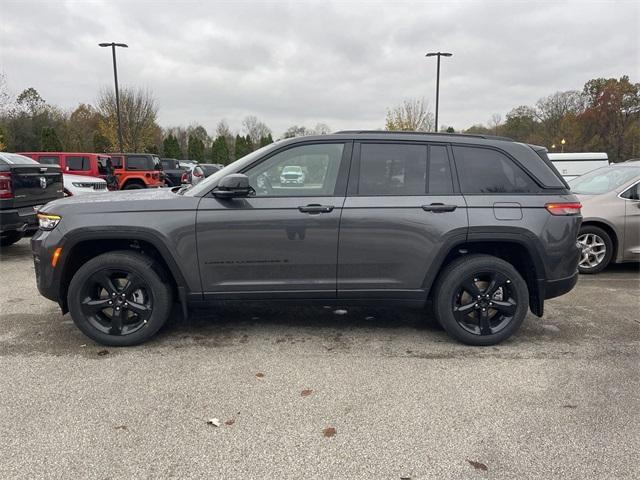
[213,173,253,198]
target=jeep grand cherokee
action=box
[32,131,581,346]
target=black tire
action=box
[0,230,24,247]
[123,182,145,190]
[433,254,529,346]
[67,251,173,346]
[577,225,613,274]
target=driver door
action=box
[196,141,352,300]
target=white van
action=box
[548,152,609,181]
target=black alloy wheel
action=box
[80,269,153,336]
[68,251,172,346]
[452,271,517,336]
[434,254,528,346]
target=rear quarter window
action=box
[126,156,153,170]
[453,146,540,194]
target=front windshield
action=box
[569,166,640,194]
[184,143,277,196]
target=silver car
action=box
[570,161,640,273]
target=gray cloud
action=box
[1,0,637,136]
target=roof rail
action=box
[333,130,514,142]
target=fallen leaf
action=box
[207,418,221,427]
[97,350,109,356]
[114,425,127,431]
[467,460,488,471]
[255,372,265,379]
[301,389,313,397]
[225,419,235,426]
[323,427,336,438]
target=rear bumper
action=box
[544,271,579,300]
[0,207,38,233]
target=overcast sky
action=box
[1,0,638,137]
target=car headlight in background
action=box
[37,213,61,230]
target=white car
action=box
[63,173,108,196]
[280,165,305,185]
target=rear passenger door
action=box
[338,142,468,300]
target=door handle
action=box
[298,204,334,214]
[422,203,457,213]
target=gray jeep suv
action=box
[32,131,582,346]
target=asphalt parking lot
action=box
[1,238,639,479]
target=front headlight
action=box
[37,213,61,230]
[72,182,93,188]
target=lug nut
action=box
[108,301,112,305]
[115,307,120,311]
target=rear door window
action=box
[37,155,61,166]
[453,146,540,194]
[357,143,454,195]
[358,143,427,195]
[110,156,123,168]
[65,156,90,171]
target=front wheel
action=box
[577,226,613,274]
[433,255,529,346]
[123,182,145,190]
[67,251,173,346]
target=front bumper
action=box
[31,229,62,304]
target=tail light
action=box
[545,202,582,215]
[193,169,203,178]
[180,172,188,183]
[0,172,13,199]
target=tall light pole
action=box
[425,52,452,133]
[99,42,128,153]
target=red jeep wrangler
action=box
[109,153,164,189]
[19,152,118,190]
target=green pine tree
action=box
[259,133,274,148]
[41,126,63,151]
[163,134,181,158]
[187,134,205,161]
[211,135,230,165]
[235,134,250,159]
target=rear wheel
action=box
[67,251,172,346]
[0,230,24,247]
[433,255,529,346]
[577,226,613,274]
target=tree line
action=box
[1,73,637,163]
[462,76,639,162]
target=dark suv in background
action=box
[32,131,581,346]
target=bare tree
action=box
[313,123,331,135]
[385,98,434,132]
[489,113,502,135]
[242,115,271,146]
[97,86,158,152]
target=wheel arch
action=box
[579,219,619,262]
[56,228,190,314]
[425,233,547,316]
[121,178,147,189]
